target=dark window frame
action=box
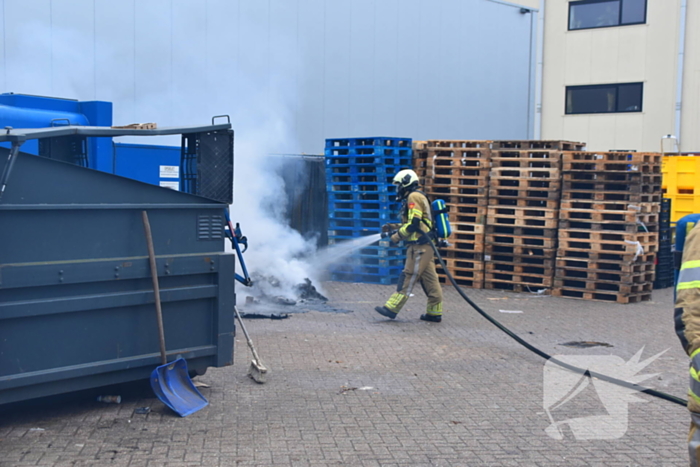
[565,82,644,115]
[568,0,647,31]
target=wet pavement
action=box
[0,283,689,466]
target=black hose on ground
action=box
[426,235,687,407]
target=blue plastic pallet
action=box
[351,256,405,268]
[327,191,396,203]
[326,173,395,185]
[328,200,400,212]
[325,156,412,167]
[357,246,405,257]
[326,137,412,149]
[329,219,384,230]
[325,158,413,171]
[329,208,398,220]
[325,148,412,158]
[327,182,396,194]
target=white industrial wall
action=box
[541,0,682,152]
[0,0,536,154]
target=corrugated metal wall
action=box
[0,0,535,153]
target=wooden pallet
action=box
[436,247,483,262]
[449,239,485,253]
[557,239,658,255]
[485,272,553,288]
[555,267,654,284]
[492,178,561,190]
[490,167,560,180]
[553,278,652,294]
[437,266,484,284]
[485,225,557,238]
[559,200,660,213]
[421,161,491,174]
[562,151,662,165]
[487,207,559,229]
[558,230,658,244]
[485,261,552,277]
[486,244,557,259]
[561,171,663,185]
[439,256,484,272]
[437,274,484,289]
[491,156,561,169]
[492,140,585,151]
[551,287,652,304]
[486,235,557,249]
[556,257,655,274]
[451,222,485,234]
[489,197,560,209]
[414,140,492,150]
[427,175,489,187]
[559,220,658,234]
[491,149,563,159]
[425,194,489,209]
[556,249,655,264]
[446,210,487,226]
[561,187,662,203]
[485,253,556,268]
[427,189,488,203]
[489,187,561,201]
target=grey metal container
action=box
[0,124,236,404]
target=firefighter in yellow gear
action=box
[375,169,444,323]
[675,222,700,466]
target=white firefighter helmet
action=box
[392,169,419,199]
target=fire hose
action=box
[417,232,687,407]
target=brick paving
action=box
[0,283,690,466]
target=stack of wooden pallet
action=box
[483,141,582,293]
[413,140,491,288]
[553,151,662,303]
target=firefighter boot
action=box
[420,302,442,323]
[420,314,442,323]
[375,306,398,319]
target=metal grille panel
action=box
[181,130,234,204]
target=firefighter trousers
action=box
[383,243,443,315]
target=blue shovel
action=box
[142,211,208,417]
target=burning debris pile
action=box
[239,276,349,318]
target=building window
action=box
[569,0,647,31]
[565,83,643,114]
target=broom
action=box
[233,306,268,383]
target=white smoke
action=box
[2,4,325,299]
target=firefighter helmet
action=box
[393,169,419,200]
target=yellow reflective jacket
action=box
[676,223,700,412]
[395,191,432,243]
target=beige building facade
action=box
[539,0,699,152]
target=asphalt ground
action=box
[0,283,690,466]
